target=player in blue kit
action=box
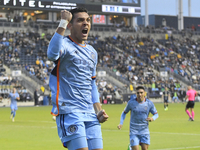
[9,88,20,122]
[47,8,109,150]
[117,85,158,150]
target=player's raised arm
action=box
[56,10,72,36]
[47,10,72,61]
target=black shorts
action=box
[186,101,195,109]
[164,97,168,103]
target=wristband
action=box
[58,19,68,29]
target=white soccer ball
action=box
[52,116,56,121]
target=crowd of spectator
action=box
[157,37,200,86]
[1,26,200,101]
[0,30,55,85]
[98,33,200,91]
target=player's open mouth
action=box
[82,29,88,35]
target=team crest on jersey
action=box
[145,106,148,110]
[131,139,134,143]
[68,125,78,134]
[91,52,96,61]
[75,50,79,54]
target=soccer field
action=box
[1,103,200,150]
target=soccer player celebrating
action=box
[9,88,20,122]
[117,85,158,150]
[47,8,109,150]
[185,86,196,121]
[162,87,169,111]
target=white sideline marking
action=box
[0,124,55,128]
[152,132,200,136]
[27,120,56,124]
[155,146,200,150]
[102,129,200,136]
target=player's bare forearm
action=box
[56,28,66,36]
[56,10,72,36]
[93,102,109,123]
[93,102,102,114]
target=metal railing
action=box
[0,22,21,28]
[1,21,200,36]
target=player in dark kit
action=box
[162,87,169,111]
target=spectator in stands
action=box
[113,89,122,101]
[40,85,45,95]
[34,89,39,106]
[36,59,40,66]
[29,69,35,76]
[18,87,24,102]
[178,88,186,104]
[171,88,179,103]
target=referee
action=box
[185,86,197,121]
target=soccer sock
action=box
[167,104,168,107]
[186,110,191,118]
[13,111,16,118]
[11,111,13,115]
[164,104,166,108]
[191,111,195,119]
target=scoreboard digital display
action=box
[102,4,140,14]
[0,0,141,15]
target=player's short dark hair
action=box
[69,7,89,23]
[136,85,145,91]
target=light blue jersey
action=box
[120,97,158,135]
[9,92,19,110]
[47,33,99,116]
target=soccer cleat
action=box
[191,118,194,121]
[188,117,192,121]
[12,118,15,122]
[166,107,168,111]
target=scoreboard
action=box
[0,0,141,16]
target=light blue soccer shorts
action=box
[10,104,18,110]
[130,134,150,146]
[56,112,103,149]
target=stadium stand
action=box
[1,21,200,103]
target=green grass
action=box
[1,103,200,150]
